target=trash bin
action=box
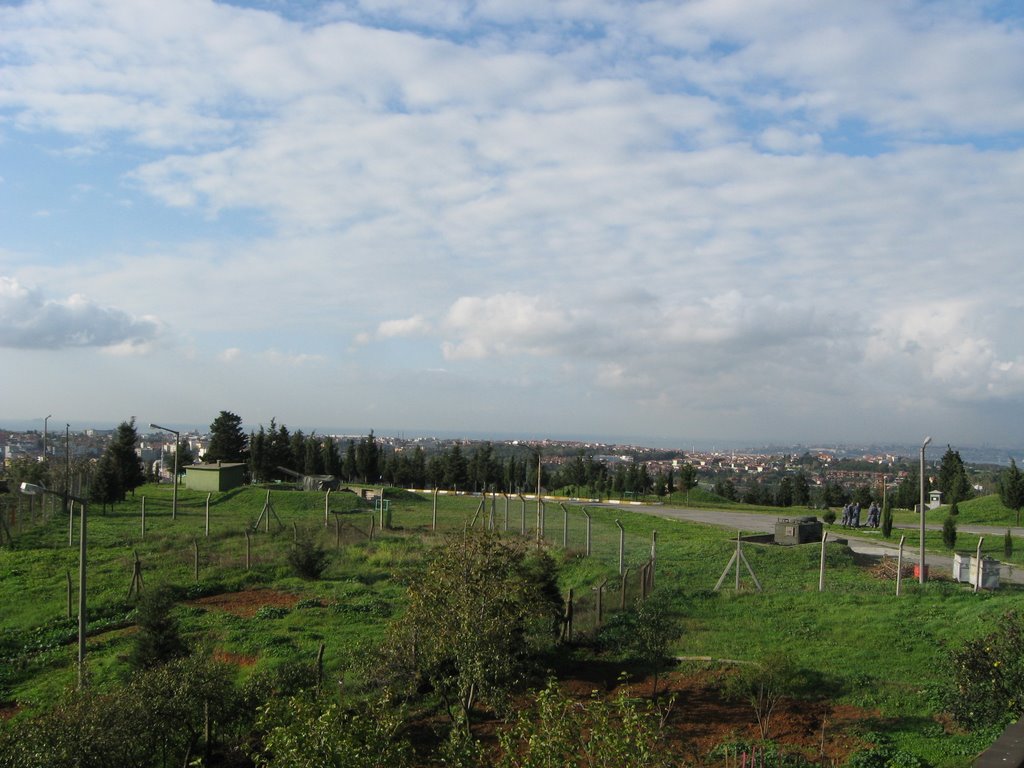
[913,564,929,579]
[952,553,970,583]
[970,557,1000,590]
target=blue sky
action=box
[2,0,1023,447]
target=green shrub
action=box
[286,538,330,580]
[1005,530,1014,560]
[822,509,836,525]
[942,515,957,550]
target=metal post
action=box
[432,488,438,531]
[141,496,146,540]
[975,536,985,593]
[616,519,625,575]
[896,535,905,596]
[325,489,331,528]
[650,530,657,589]
[77,499,87,687]
[919,436,931,584]
[818,531,828,592]
[561,503,568,549]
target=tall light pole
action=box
[20,482,88,686]
[150,423,180,520]
[43,414,52,461]
[919,435,932,584]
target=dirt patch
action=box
[213,649,258,667]
[187,588,300,618]
[0,703,20,721]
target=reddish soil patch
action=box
[213,649,258,667]
[468,668,879,765]
[187,588,300,618]
[0,703,20,721]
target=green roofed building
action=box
[184,462,247,492]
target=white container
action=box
[970,557,1000,590]
[952,553,971,583]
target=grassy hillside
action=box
[1,483,1020,765]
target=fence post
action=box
[564,589,574,643]
[432,488,438,532]
[583,507,591,556]
[205,493,211,537]
[896,535,905,596]
[518,494,527,536]
[616,519,625,575]
[595,578,607,626]
[245,529,251,570]
[650,530,657,589]
[819,531,828,592]
[325,489,331,528]
[503,493,509,532]
[620,567,630,610]
[560,503,569,549]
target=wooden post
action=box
[335,515,342,549]
[141,496,146,540]
[315,643,325,690]
[641,561,650,600]
[245,530,251,570]
[975,536,985,593]
[368,515,375,541]
[432,488,438,531]
[205,493,211,537]
[595,578,607,626]
[583,507,591,557]
[292,521,298,543]
[616,519,625,575]
[564,589,574,643]
[896,535,905,596]
[650,530,657,589]
[819,531,828,592]
[193,538,200,582]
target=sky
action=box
[1,0,1023,448]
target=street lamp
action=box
[150,423,179,520]
[21,482,88,686]
[919,435,932,584]
[43,414,52,460]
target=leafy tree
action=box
[723,652,806,740]
[380,531,562,734]
[206,410,248,464]
[107,418,145,500]
[497,680,675,768]
[948,611,1024,729]
[678,463,698,504]
[251,693,411,768]
[321,437,342,477]
[88,452,122,512]
[999,459,1024,525]
[713,479,737,502]
[601,592,681,699]
[893,464,928,511]
[937,444,972,505]
[128,584,187,671]
[286,537,330,580]
[792,471,811,506]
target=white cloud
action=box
[377,315,430,338]
[0,276,161,350]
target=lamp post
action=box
[919,435,932,584]
[150,423,179,520]
[43,414,52,461]
[21,482,88,686]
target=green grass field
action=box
[1,483,1020,766]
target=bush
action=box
[287,538,330,580]
[942,515,957,550]
[1005,530,1014,560]
[948,610,1024,729]
[822,509,836,525]
[128,584,187,671]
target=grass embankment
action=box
[1,483,1018,766]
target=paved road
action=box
[608,503,1024,586]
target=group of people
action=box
[840,501,881,528]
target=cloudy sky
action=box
[2,0,1023,447]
